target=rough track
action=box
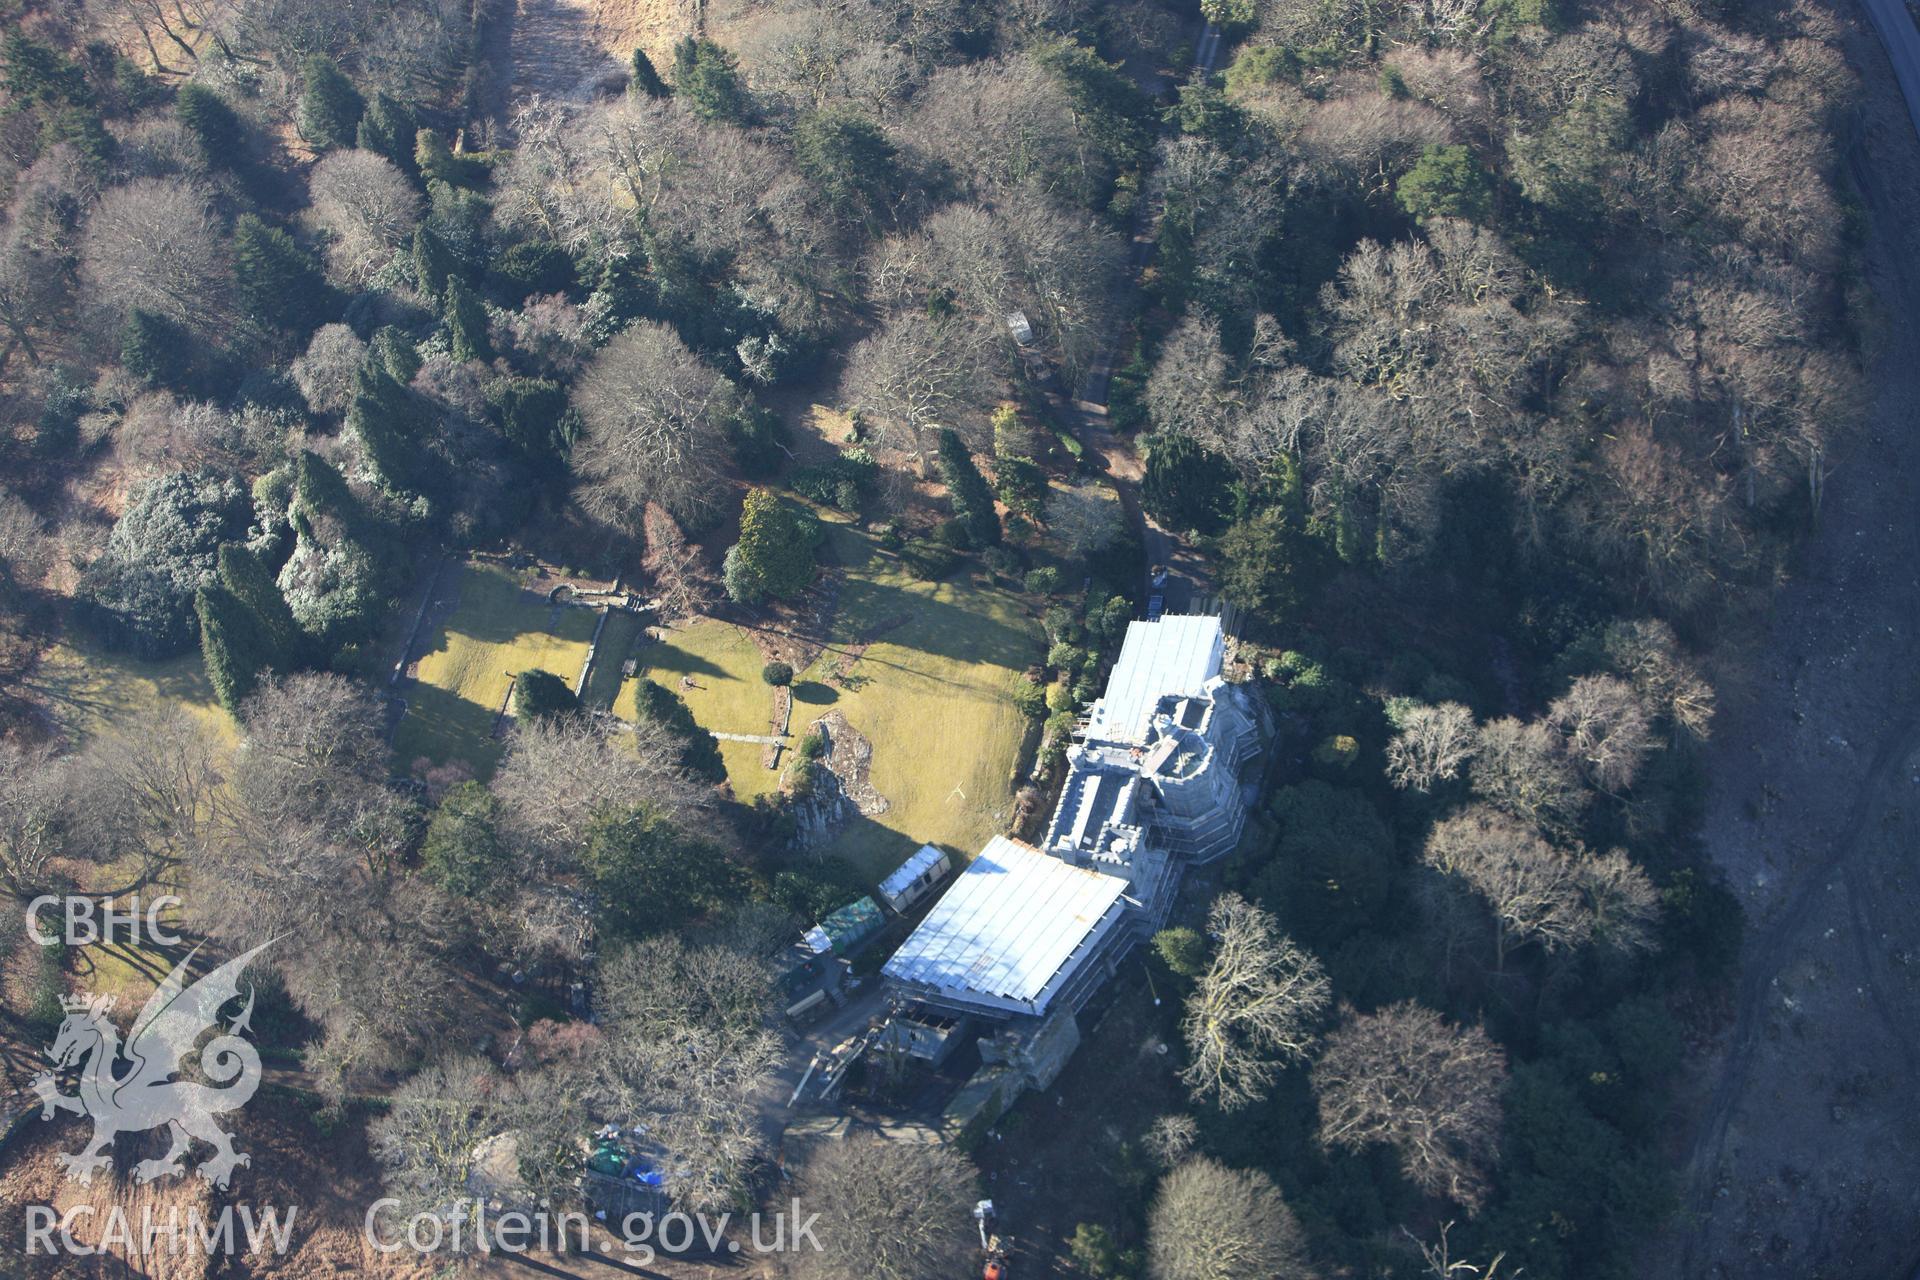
[1659,6,1920,1274]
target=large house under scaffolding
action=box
[883,615,1264,1044]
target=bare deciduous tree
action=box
[1313,1002,1507,1213]
[898,54,1106,206]
[1550,674,1655,793]
[1576,423,1741,614]
[69,708,224,894]
[640,502,715,620]
[491,99,626,256]
[842,188,1115,457]
[0,740,69,900]
[1576,847,1661,954]
[0,214,64,372]
[1423,804,1590,968]
[1144,1113,1200,1169]
[291,324,368,416]
[86,0,237,76]
[370,1054,503,1218]
[789,1138,980,1280]
[226,673,411,878]
[571,320,737,528]
[1181,894,1331,1110]
[1147,1157,1315,1280]
[1601,618,1715,745]
[498,95,833,338]
[0,149,95,345]
[1469,717,1587,835]
[81,177,232,334]
[1404,1221,1514,1280]
[840,309,993,456]
[1300,91,1453,196]
[307,149,421,287]
[0,489,49,584]
[1143,312,1239,449]
[491,714,709,868]
[1046,481,1125,558]
[1387,701,1478,792]
[589,935,782,1214]
[180,675,461,1096]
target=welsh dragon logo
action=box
[30,940,273,1188]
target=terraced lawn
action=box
[614,617,785,803]
[386,523,1042,876]
[801,521,1042,878]
[580,608,644,710]
[393,562,599,774]
[616,519,1043,880]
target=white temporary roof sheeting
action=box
[878,843,948,901]
[1084,615,1225,745]
[883,837,1129,1012]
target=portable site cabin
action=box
[804,896,886,956]
[876,843,952,915]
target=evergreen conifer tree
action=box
[298,56,364,149]
[671,37,750,124]
[195,584,270,714]
[445,276,490,362]
[233,215,327,334]
[630,48,669,99]
[414,128,481,187]
[175,83,242,167]
[120,309,191,389]
[372,326,422,383]
[348,359,423,493]
[412,224,457,301]
[218,542,302,669]
[356,93,418,177]
[723,488,818,604]
[937,428,1000,547]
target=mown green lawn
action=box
[800,520,1042,879]
[615,519,1043,880]
[390,525,1042,876]
[615,617,784,803]
[30,636,235,746]
[393,562,598,774]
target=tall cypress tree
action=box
[414,128,481,188]
[445,276,490,363]
[195,584,270,714]
[218,542,302,669]
[372,325,422,384]
[356,93,418,178]
[233,215,327,335]
[175,83,242,167]
[348,359,424,493]
[630,48,669,99]
[412,224,457,301]
[937,428,1001,547]
[298,55,363,149]
[121,309,191,390]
